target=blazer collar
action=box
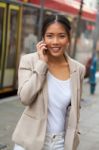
[35,52,77,74]
[64,52,77,74]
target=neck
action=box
[48,54,67,65]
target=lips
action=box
[51,47,61,52]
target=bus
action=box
[0,0,96,97]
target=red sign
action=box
[21,0,96,22]
[74,0,81,2]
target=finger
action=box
[37,47,47,54]
[36,41,46,46]
[37,43,46,48]
[37,44,47,51]
[36,40,45,47]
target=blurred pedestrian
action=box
[24,33,37,54]
[85,57,92,78]
[12,14,85,150]
[89,53,97,94]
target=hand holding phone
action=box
[36,40,48,63]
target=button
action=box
[53,135,56,138]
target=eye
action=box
[59,34,67,38]
[45,34,53,38]
[60,35,65,38]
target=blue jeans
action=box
[43,132,65,150]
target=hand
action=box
[36,41,48,63]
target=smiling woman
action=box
[12,14,85,150]
[44,22,69,56]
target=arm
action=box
[18,55,48,106]
[80,65,86,98]
[77,65,86,124]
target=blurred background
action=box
[0,0,99,150]
[0,0,99,97]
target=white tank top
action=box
[46,71,71,133]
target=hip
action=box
[14,132,65,150]
[43,132,65,150]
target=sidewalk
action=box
[0,78,99,150]
[78,76,99,150]
[0,96,25,150]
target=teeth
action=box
[52,48,60,50]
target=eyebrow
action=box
[45,32,67,34]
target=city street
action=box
[0,77,99,150]
[0,0,98,150]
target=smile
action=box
[51,47,61,51]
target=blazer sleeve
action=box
[79,64,86,99]
[77,64,86,124]
[17,55,48,106]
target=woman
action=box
[12,14,85,150]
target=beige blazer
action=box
[12,52,85,150]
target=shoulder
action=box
[19,52,48,72]
[20,52,38,61]
[19,52,39,68]
[73,59,85,71]
[19,52,38,64]
[69,57,86,79]
[66,54,85,72]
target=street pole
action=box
[72,0,84,58]
[92,8,99,56]
[92,5,99,70]
[38,0,45,41]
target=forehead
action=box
[45,22,67,33]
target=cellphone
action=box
[43,49,48,55]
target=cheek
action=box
[62,39,69,46]
[44,39,51,47]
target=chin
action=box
[51,53,62,58]
[50,51,63,57]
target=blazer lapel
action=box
[64,54,79,150]
[65,54,78,129]
[43,79,48,118]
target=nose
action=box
[52,37,59,44]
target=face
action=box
[44,22,70,57]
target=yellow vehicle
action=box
[0,0,96,98]
[0,1,22,97]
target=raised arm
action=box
[17,54,48,106]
